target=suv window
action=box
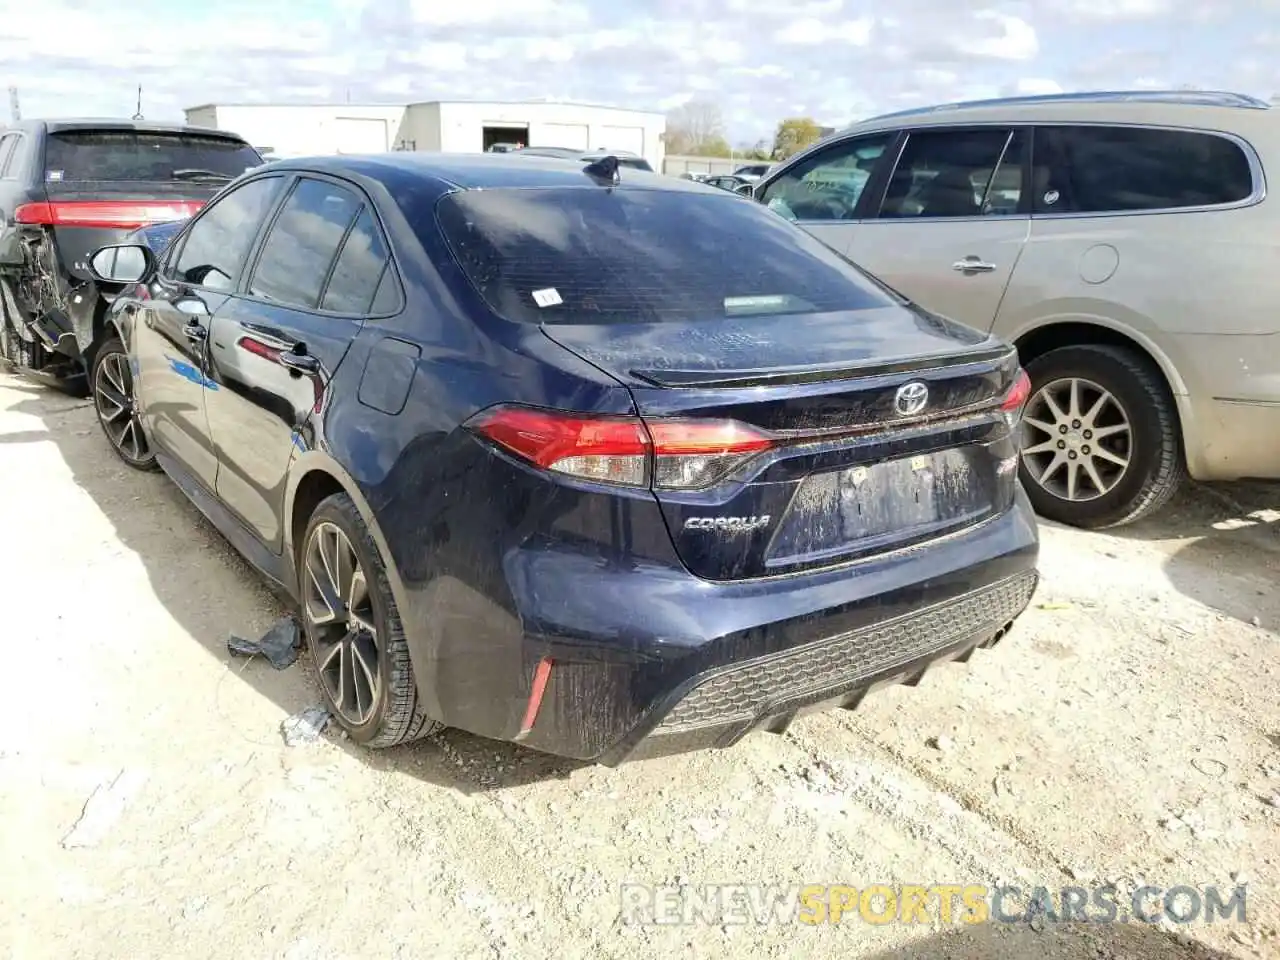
[320,207,394,314]
[432,186,896,325]
[43,131,262,183]
[0,134,18,177]
[1032,126,1254,214]
[759,133,894,221]
[879,128,1018,219]
[249,178,362,310]
[174,176,283,291]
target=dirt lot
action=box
[2,371,1278,960]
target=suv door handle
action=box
[952,257,997,273]
[279,350,319,373]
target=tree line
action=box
[664,99,828,161]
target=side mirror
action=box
[89,243,154,284]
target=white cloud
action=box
[0,0,1271,147]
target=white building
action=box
[183,100,667,170]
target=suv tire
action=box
[1019,343,1185,529]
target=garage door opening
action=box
[484,125,529,152]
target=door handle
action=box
[279,350,319,373]
[183,320,207,342]
[952,257,997,273]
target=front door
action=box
[845,127,1030,332]
[204,175,396,550]
[132,175,285,488]
[755,131,899,257]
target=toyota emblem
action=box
[894,380,929,417]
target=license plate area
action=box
[765,447,998,569]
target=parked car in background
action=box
[0,118,262,388]
[85,151,1037,763]
[703,174,754,193]
[755,90,1280,529]
[513,145,655,172]
[734,162,773,180]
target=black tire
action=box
[1019,344,1185,529]
[91,336,159,471]
[299,492,441,747]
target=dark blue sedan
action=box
[85,153,1039,763]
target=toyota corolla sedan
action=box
[85,153,1039,764]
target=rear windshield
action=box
[44,131,263,183]
[432,186,895,325]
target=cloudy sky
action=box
[2,0,1275,142]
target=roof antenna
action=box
[132,85,143,121]
[583,154,620,187]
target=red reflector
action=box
[237,336,281,361]
[516,657,554,739]
[1001,369,1031,411]
[13,200,203,229]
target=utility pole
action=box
[8,87,19,123]
[132,85,143,121]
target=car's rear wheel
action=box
[1018,343,1185,529]
[299,493,441,747]
[92,336,158,471]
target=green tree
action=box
[772,117,823,160]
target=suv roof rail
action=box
[862,89,1273,123]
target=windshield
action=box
[44,131,263,183]
[431,186,895,325]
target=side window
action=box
[1032,126,1255,214]
[174,176,283,291]
[0,134,18,178]
[249,178,361,310]
[759,133,894,221]
[320,207,393,314]
[878,128,1014,219]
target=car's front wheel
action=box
[92,336,158,471]
[299,493,441,747]
[1018,343,1185,529]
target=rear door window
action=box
[248,178,362,310]
[43,131,262,183]
[431,185,897,325]
[878,128,1017,219]
[1032,126,1255,214]
[758,133,894,221]
[0,134,19,178]
[173,176,284,291]
[319,207,395,314]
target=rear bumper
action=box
[505,489,1040,764]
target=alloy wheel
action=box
[1021,377,1132,502]
[94,352,150,462]
[303,521,382,726]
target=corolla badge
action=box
[683,515,772,533]
[893,380,929,417]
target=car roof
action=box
[0,117,246,140]
[839,89,1275,137]
[273,151,703,194]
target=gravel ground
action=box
[2,371,1278,960]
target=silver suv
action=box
[756,90,1278,529]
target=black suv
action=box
[0,119,262,387]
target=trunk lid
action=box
[542,307,1023,581]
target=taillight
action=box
[13,200,204,229]
[467,405,776,490]
[1000,368,1032,428]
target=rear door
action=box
[755,131,898,254]
[133,174,286,489]
[203,175,390,549]
[845,126,1031,332]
